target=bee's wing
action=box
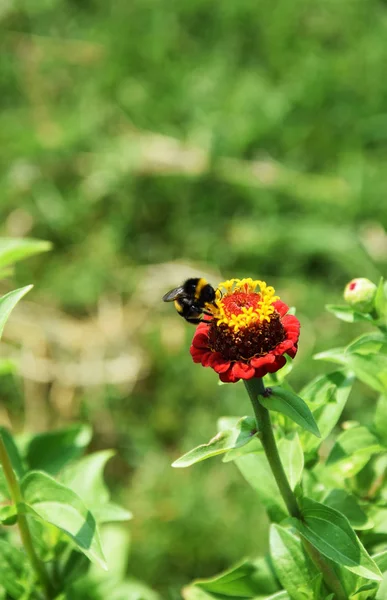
[162,286,185,302]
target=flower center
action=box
[207,278,279,332]
[208,313,286,361]
[205,278,286,361]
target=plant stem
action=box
[0,434,53,598]
[244,378,347,600]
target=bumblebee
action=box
[162,278,217,324]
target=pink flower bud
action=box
[344,278,377,313]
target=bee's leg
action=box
[187,317,204,324]
[202,309,215,317]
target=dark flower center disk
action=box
[207,311,286,361]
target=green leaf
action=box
[0,539,32,599]
[290,498,382,581]
[60,451,132,524]
[235,452,287,522]
[21,470,107,570]
[107,579,161,600]
[345,353,387,395]
[345,332,387,355]
[194,557,279,597]
[0,285,32,340]
[373,395,387,446]
[277,433,304,491]
[323,490,371,530]
[0,238,51,270]
[373,550,387,573]
[300,371,354,455]
[88,524,131,581]
[0,427,25,479]
[25,424,92,475]
[260,387,320,437]
[172,417,258,467]
[326,426,384,477]
[376,572,387,600]
[316,346,387,394]
[270,524,320,600]
[364,506,387,545]
[0,505,17,525]
[313,348,347,365]
[351,581,379,597]
[325,305,373,323]
[374,277,387,321]
[182,586,215,600]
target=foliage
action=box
[179,278,387,599]
[0,240,156,599]
[2,0,387,595]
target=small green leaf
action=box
[373,395,387,446]
[300,371,354,455]
[324,490,371,530]
[346,332,387,355]
[182,586,214,600]
[316,343,387,394]
[25,424,92,475]
[290,498,382,581]
[92,503,132,524]
[21,470,107,570]
[0,238,51,270]
[0,428,25,479]
[373,550,387,573]
[345,353,387,394]
[270,524,319,600]
[0,286,32,340]
[351,581,379,597]
[277,433,304,491]
[265,593,291,600]
[172,417,258,467]
[0,505,17,525]
[326,426,384,477]
[60,451,132,523]
[194,557,279,597]
[0,538,32,599]
[313,348,347,364]
[60,450,112,505]
[235,452,287,522]
[325,305,373,323]
[260,387,320,437]
[374,277,387,321]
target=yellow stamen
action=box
[206,278,279,332]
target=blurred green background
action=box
[1,0,387,597]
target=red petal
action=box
[192,332,210,349]
[266,355,286,373]
[273,339,294,355]
[287,344,298,359]
[231,362,256,380]
[190,346,206,363]
[201,352,216,367]
[253,367,266,378]
[219,369,239,383]
[273,300,289,317]
[282,314,300,331]
[250,354,275,368]
[211,353,231,373]
[196,322,210,334]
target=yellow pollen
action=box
[206,278,279,332]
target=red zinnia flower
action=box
[190,278,300,383]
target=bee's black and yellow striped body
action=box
[162,278,217,324]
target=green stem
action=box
[0,434,53,598]
[245,378,300,518]
[244,378,347,600]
